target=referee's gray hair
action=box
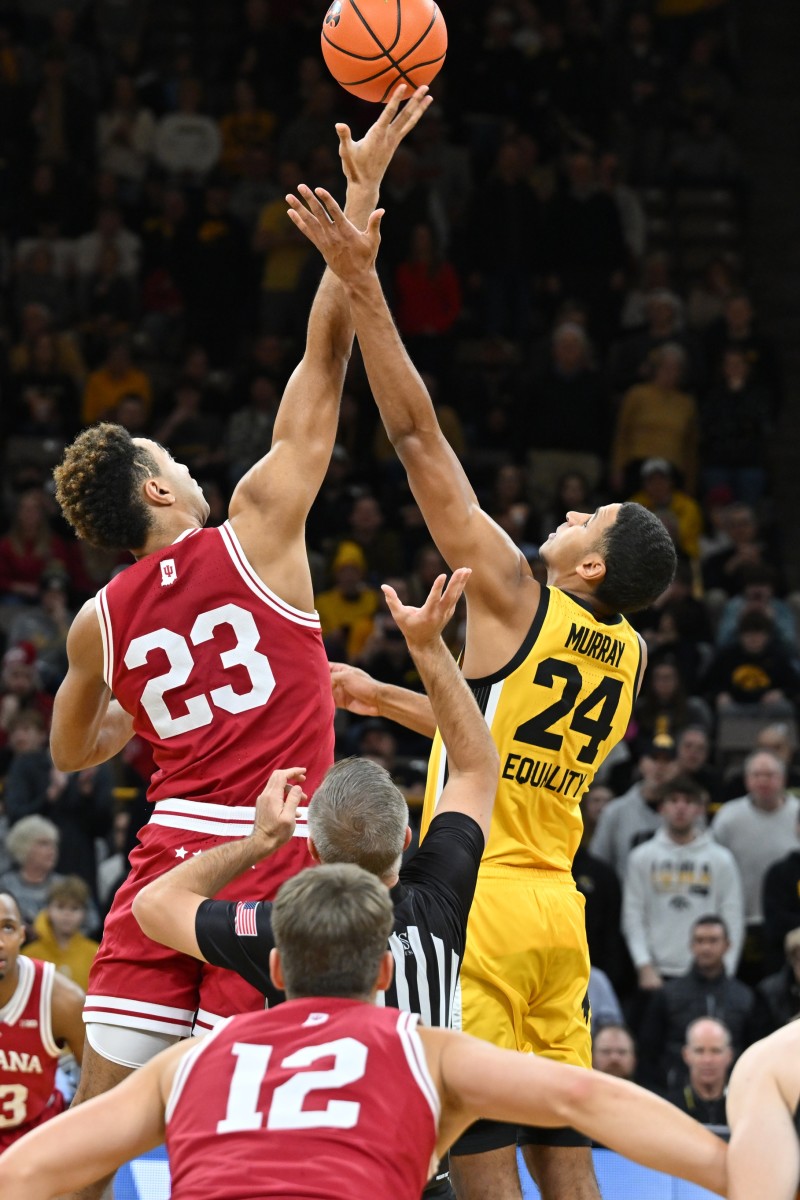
[272,864,394,1000]
[308,756,409,879]
[6,814,59,866]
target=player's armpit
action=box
[50,972,86,1066]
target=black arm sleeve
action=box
[194,899,284,1007]
[400,811,485,937]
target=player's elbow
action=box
[131,885,159,941]
[50,739,87,773]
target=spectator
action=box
[633,654,713,744]
[154,378,226,479]
[96,73,156,197]
[219,77,275,177]
[705,292,782,417]
[74,204,141,280]
[0,488,72,605]
[574,813,628,993]
[670,105,742,186]
[701,349,774,506]
[762,812,800,973]
[592,1024,637,1082]
[0,643,54,748]
[629,457,703,562]
[224,373,279,488]
[526,322,610,464]
[394,223,461,376]
[610,343,699,495]
[590,734,679,881]
[669,1017,733,1125]
[622,775,744,990]
[580,783,614,844]
[153,76,221,181]
[702,503,780,597]
[712,751,800,983]
[82,338,152,425]
[254,159,310,336]
[639,915,758,1091]
[721,721,800,802]
[686,256,739,333]
[22,875,99,991]
[702,610,800,714]
[315,541,381,662]
[0,813,62,934]
[345,495,405,583]
[674,726,723,812]
[755,927,800,1034]
[715,566,797,649]
[588,969,624,1033]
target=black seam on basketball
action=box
[321,2,441,96]
[349,0,403,56]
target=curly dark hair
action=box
[594,502,677,614]
[53,423,159,551]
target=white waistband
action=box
[149,798,309,839]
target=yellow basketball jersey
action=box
[422,586,643,871]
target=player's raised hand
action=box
[329,661,382,715]
[286,185,382,280]
[337,83,433,192]
[383,568,471,650]
[252,768,307,848]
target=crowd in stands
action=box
[0,0,798,1127]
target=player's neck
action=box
[135,513,204,559]
[547,571,612,616]
[0,963,20,1007]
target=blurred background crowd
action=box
[0,0,799,1128]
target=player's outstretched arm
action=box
[50,602,134,772]
[727,1025,800,1200]
[0,1042,189,1200]
[383,570,499,842]
[329,661,437,738]
[286,189,531,621]
[132,769,305,958]
[51,972,86,1066]
[424,1029,727,1197]
[230,87,432,571]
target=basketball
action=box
[321,0,447,104]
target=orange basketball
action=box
[321,0,447,104]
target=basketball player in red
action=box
[47,85,433,1199]
[0,892,84,1151]
[0,867,727,1200]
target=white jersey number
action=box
[124,603,275,739]
[217,1037,367,1134]
[0,1083,28,1127]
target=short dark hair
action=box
[692,914,729,940]
[594,503,677,613]
[271,865,393,1000]
[54,423,158,551]
[657,773,706,805]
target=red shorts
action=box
[0,1089,65,1152]
[85,803,313,1039]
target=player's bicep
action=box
[51,603,110,765]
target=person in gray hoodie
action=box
[622,775,744,993]
[590,734,679,881]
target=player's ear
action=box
[403,826,412,851]
[307,836,321,864]
[376,950,394,995]
[269,948,286,992]
[143,475,176,508]
[576,550,606,586]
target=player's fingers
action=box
[425,573,449,605]
[380,81,408,124]
[313,186,343,222]
[397,85,432,132]
[281,785,306,814]
[366,208,385,238]
[328,661,350,675]
[299,183,334,224]
[335,122,353,151]
[443,567,472,601]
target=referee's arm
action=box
[383,569,499,844]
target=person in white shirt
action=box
[623,775,744,991]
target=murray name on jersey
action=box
[564,622,627,668]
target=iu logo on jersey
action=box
[324,1,342,27]
[161,559,177,587]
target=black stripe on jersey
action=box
[465,585,551,689]
[468,682,493,716]
[628,634,645,719]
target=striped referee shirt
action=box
[195,811,484,1029]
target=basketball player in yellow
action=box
[288,186,676,1200]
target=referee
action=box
[134,567,498,1200]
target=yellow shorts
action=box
[460,865,592,1068]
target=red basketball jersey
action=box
[166,998,440,1200]
[96,521,335,815]
[0,958,64,1147]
